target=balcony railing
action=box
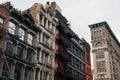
[66,72,86,80]
[55,68,66,77]
[56,34,70,47]
[56,50,68,61]
[66,72,75,80]
[1,71,14,80]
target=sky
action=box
[1,0,120,69]
[1,0,120,43]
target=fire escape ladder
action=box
[1,47,11,79]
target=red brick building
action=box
[81,39,92,80]
[55,10,69,80]
[0,4,9,68]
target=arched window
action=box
[95,42,102,47]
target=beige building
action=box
[26,2,59,80]
[89,21,120,80]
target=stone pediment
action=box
[29,3,43,26]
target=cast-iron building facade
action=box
[1,2,38,80]
[67,30,86,80]
[89,21,120,80]
[28,2,58,80]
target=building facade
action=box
[28,2,57,80]
[0,2,38,80]
[0,4,9,69]
[0,1,93,80]
[89,21,120,80]
[0,4,9,48]
[81,38,92,80]
[67,30,86,80]
[55,8,69,80]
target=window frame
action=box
[8,21,16,35]
[18,28,25,41]
[0,17,4,25]
[27,33,33,45]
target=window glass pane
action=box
[28,33,33,45]
[18,28,25,40]
[8,22,16,34]
[0,18,3,24]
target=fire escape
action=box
[55,23,69,80]
[0,25,12,80]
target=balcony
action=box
[66,72,75,80]
[55,68,65,77]
[1,71,13,80]
[66,71,86,80]
[0,25,6,38]
[66,30,74,39]
[56,34,70,47]
[45,62,53,69]
[56,50,68,61]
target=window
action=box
[44,52,49,63]
[95,42,102,47]
[28,33,33,45]
[26,49,33,62]
[39,14,43,24]
[43,34,49,45]
[44,18,47,27]
[8,22,16,34]
[40,70,42,80]
[96,53,105,59]
[97,61,105,66]
[49,22,53,32]
[96,49,104,53]
[44,72,48,80]
[97,68,106,73]
[17,45,24,58]
[0,17,4,25]
[97,74,105,79]
[41,51,49,64]
[39,32,41,42]
[81,53,84,60]
[18,28,25,41]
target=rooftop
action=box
[89,21,120,48]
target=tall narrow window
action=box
[18,28,25,41]
[44,52,48,63]
[28,33,33,45]
[8,22,16,35]
[0,17,4,25]
[43,34,49,45]
[39,14,42,24]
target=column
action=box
[37,69,40,80]
[48,54,50,63]
[23,47,28,60]
[46,20,48,29]
[42,71,44,80]
[31,68,36,80]
[0,61,4,76]
[21,65,25,80]
[47,72,50,80]
[33,50,37,64]
[42,16,44,26]
[11,61,16,79]
[39,49,42,63]
[41,32,43,43]
[52,55,54,69]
